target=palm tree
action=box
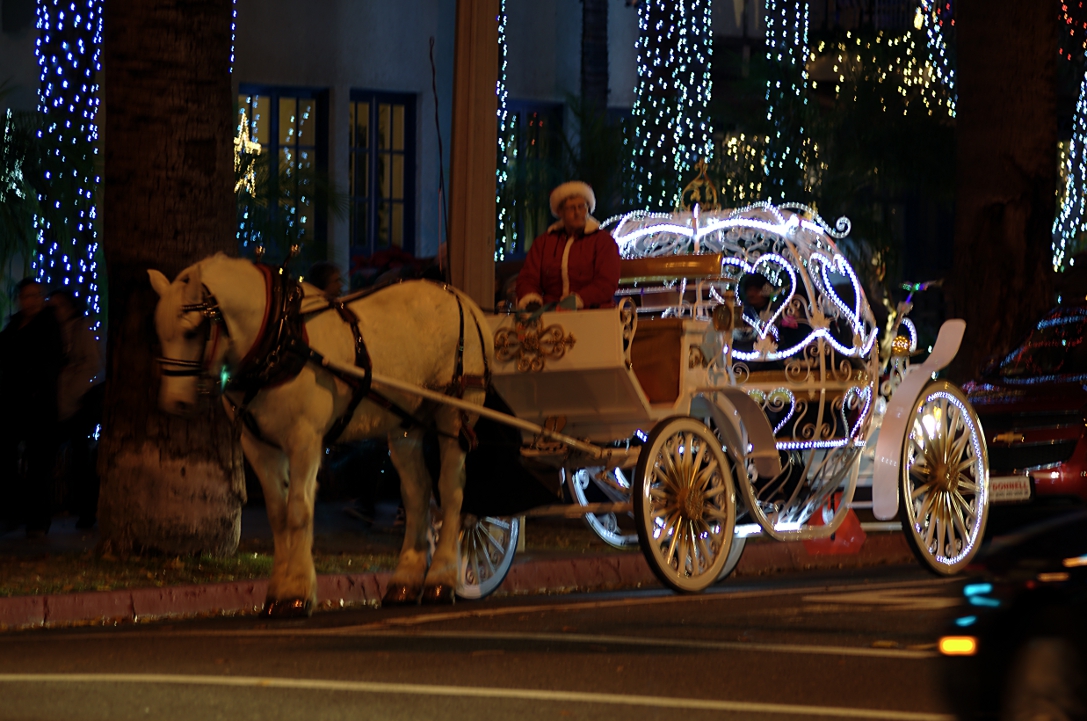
[98,0,244,555]
[947,0,1058,379]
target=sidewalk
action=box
[0,503,917,631]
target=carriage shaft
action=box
[321,360,610,460]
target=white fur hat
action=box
[549,181,596,218]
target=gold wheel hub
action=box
[930,460,955,493]
[677,486,705,521]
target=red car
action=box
[964,303,1087,509]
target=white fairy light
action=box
[33,0,103,334]
[918,0,956,117]
[627,0,714,211]
[763,0,810,200]
[495,0,515,260]
[1054,63,1087,271]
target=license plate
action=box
[990,474,1032,504]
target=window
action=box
[349,91,416,257]
[236,86,328,263]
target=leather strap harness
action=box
[200,264,489,450]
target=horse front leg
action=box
[384,428,431,606]
[264,429,322,616]
[240,431,313,617]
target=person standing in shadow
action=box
[50,288,103,530]
[0,279,64,537]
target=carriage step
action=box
[523,502,632,518]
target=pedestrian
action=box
[50,288,103,529]
[515,180,621,311]
[306,261,344,300]
[0,279,64,537]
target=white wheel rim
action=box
[569,467,638,549]
[638,419,736,592]
[903,386,988,574]
[456,516,519,599]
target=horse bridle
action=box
[156,289,228,387]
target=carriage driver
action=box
[515,181,621,311]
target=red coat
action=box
[516,219,621,309]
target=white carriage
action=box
[446,202,989,597]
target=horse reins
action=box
[157,290,228,385]
[160,266,491,451]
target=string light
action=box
[763,0,811,201]
[1054,79,1087,271]
[33,0,103,333]
[917,0,956,117]
[495,0,515,260]
[1054,1,1087,270]
[626,0,714,211]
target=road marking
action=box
[802,588,961,612]
[0,673,954,720]
[350,629,938,659]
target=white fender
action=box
[702,388,783,479]
[872,319,967,520]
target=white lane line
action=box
[802,588,961,612]
[0,673,954,721]
[348,629,937,660]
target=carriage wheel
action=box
[899,381,989,576]
[430,514,520,600]
[634,416,736,593]
[716,534,746,582]
[565,467,638,550]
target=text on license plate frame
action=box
[990,474,1032,504]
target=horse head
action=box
[149,262,221,415]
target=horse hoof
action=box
[261,598,313,619]
[420,583,456,605]
[381,583,421,606]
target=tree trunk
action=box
[99,0,244,556]
[581,0,609,118]
[947,0,1058,380]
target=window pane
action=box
[280,97,296,146]
[297,99,315,144]
[378,103,390,150]
[358,151,369,199]
[252,95,269,144]
[378,203,389,246]
[391,203,403,249]
[280,148,294,180]
[355,102,369,149]
[348,152,356,198]
[391,154,403,201]
[378,153,390,200]
[392,104,404,151]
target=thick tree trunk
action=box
[581,0,609,118]
[947,0,1058,380]
[99,0,244,555]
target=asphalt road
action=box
[0,565,962,721]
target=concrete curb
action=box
[0,533,916,631]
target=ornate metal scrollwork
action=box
[494,317,577,372]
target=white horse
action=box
[148,253,492,615]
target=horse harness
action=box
[161,263,490,450]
